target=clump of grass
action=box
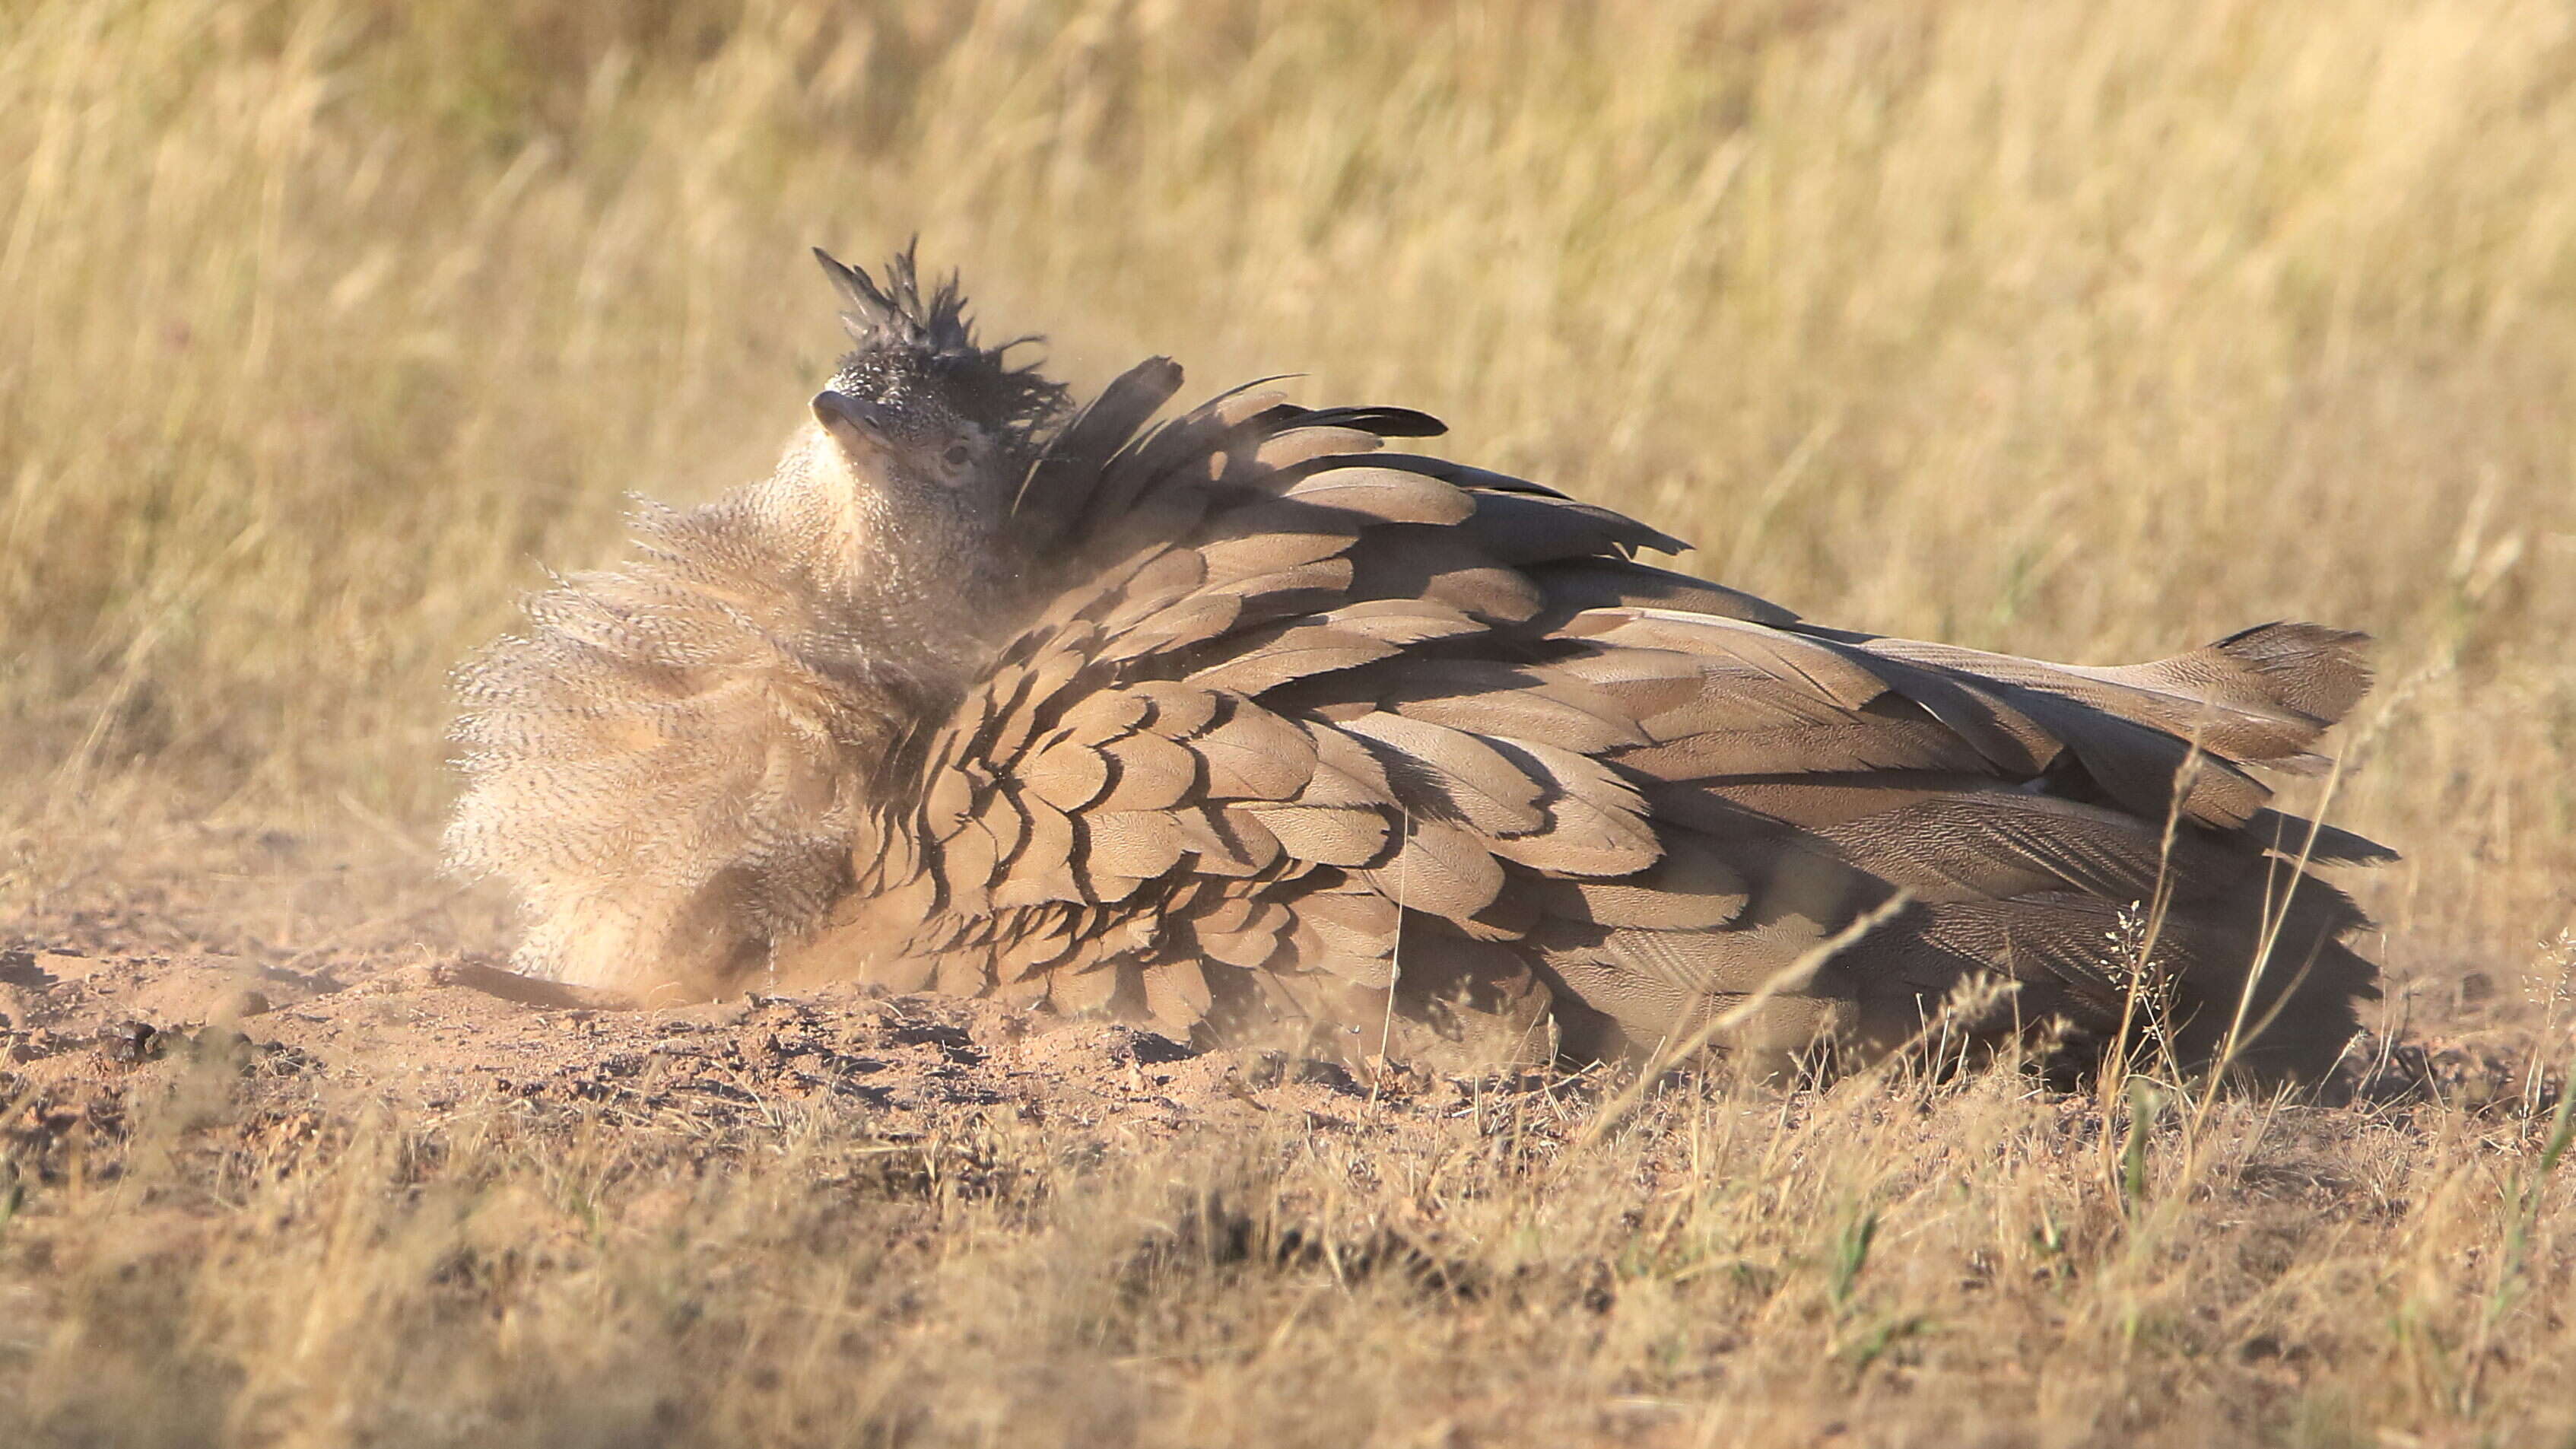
[3,1038,2571,1447]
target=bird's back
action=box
[752,360,2384,1079]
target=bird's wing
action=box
[784,362,2382,1077]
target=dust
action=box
[0,937,1580,1168]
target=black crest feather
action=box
[812,242,1070,447]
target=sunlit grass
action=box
[4,1019,2571,1447]
[4,0,2574,1442]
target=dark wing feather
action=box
[769,364,2381,1079]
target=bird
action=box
[445,245,2386,1080]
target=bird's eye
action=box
[942,440,974,469]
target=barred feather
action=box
[449,249,2387,1082]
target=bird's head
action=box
[803,246,1069,575]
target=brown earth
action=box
[0,821,2539,1177]
[1,944,1514,1145]
[0,822,1602,1186]
[2,823,2568,1449]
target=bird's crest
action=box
[813,242,1070,448]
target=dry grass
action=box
[5,0,2575,1443]
[3,990,2572,1449]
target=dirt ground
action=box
[1,923,1530,1179]
[0,818,2542,1184]
[0,822,1591,1181]
[3,822,2569,1449]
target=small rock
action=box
[100,1019,158,1064]
[0,950,50,990]
[219,989,273,1022]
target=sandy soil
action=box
[0,922,2535,1200]
[5,941,1547,1154]
[0,824,2542,1185]
[0,821,1597,1186]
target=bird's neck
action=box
[736,458,1025,751]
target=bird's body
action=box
[448,249,2383,1078]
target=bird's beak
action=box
[812,389,892,458]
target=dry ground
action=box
[5,1,2576,1444]
[3,821,2569,1447]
